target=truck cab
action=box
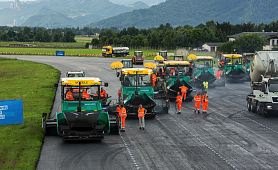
[132,51,144,65]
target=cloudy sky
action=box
[0,0,165,6]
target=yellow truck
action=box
[102,46,129,57]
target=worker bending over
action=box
[119,105,127,132]
[179,85,188,101]
[176,92,183,114]
[138,105,146,130]
[194,92,201,114]
[202,92,209,114]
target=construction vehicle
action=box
[42,77,119,141]
[132,51,144,65]
[242,53,254,80]
[118,68,169,118]
[246,51,278,116]
[174,55,184,61]
[121,59,133,68]
[191,56,217,87]
[66,71,85,77]
[220,54,246,82]
[158,61,194,101]
[159,51,168,60]
[102,46,129,57]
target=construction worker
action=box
[179,85,188,100]
[216,70,222,80]
[119,105,127,132]
[82,89,90,100]
[202,92,209,114]
[116,104,121,117]
[151,73,157,87]
[66,89,74,101]
[202,81,209,92]
[100,87,107,99]
[194,92,201,114]
[176,92,183,114]
[138,104,146,130]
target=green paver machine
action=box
[42,77,119,141]
[118,68,169,118]
[220,54,246,82]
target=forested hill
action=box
[92,0,278,28]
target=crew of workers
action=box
[175,84,209,114]
[65,87,108,101]
[116,104,147,131]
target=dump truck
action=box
[132,51,144,65]
[220,54,246,82]
[246,51,278,116]
[102,46,129,57]
[118,68,169,118]
[159,51,168,60]
[157,61,194,101]
[42,77,119,141]
[191,56,217,87]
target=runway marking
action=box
[120,134,140,170]
[160,108,238,170]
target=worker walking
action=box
[194,92,201,114]
[202,92,209,115]
[119,105,127,132]
[179,85,188,101]
[176,92,183,114]
[138,105,146,130]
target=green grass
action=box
[0,41,86,49]
[0,58,60,170]
[74,35,93,43]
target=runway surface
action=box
[2,55,278,170]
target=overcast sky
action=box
[0,0,165,6]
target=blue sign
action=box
[56,50,65,56]
[0,100,23,125]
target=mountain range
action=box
[0,0,149,27]
[92,0,278,28]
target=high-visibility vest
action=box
[116,106,121,114]
[202,95,209,103]
[194,95,201,102]
[100,90,107,97]
[66,91,74,100]
[203,81,208,89]
[121,107,127,117]
[179,86,188,93]
[138,108,145,118]
[82,91,90,99]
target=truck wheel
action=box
[251,102,256,113]
[247,100,251,112]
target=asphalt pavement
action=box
[2,55,278,170]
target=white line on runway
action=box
[120,133,140,170]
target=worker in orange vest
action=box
[202,92,209,114]
[66,89,74,101]
[179,85,188,101]
[82,89,90,100]
[100,87,107,99]
[116,104,121,117]
[138,104,146,130]
[119,105,127,132]
[216,70,222,80]
[176,92,183,114]
[151,73,157,87]
[194,92,201,114]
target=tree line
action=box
[0,27,75,42]
[94,21,278,50]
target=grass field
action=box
[0,58,59,169]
